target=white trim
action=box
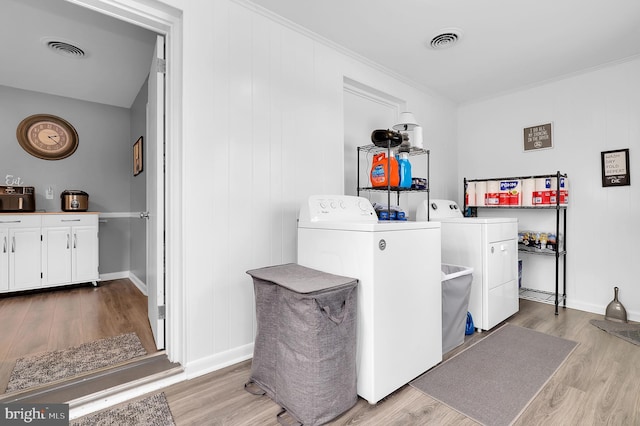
[98,271,129,281]
[99,212,141,219]
[460,53,640,107]
[184,343,254,380]
[565,300,640,323]
[230,0,442,99]
[63,0,180,33]
[343,77,405,122]
[68,370,187,420]
[128,271,147,295]
[69,0,185,369]
[97,271,145,297]
[343,78,405,112]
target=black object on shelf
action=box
[370,129,403,148]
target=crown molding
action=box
[231,0,444,99]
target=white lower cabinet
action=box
[42,214,99,288]
[0,213,99,293]
[0,215,42,292]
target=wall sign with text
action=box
[523,123,553,152]
[601,149,630,187]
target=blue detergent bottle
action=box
[398,152,412,188]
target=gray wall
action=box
[129,78,148,283]
[0,84,143,275]
[1,85,131,211]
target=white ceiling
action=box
[0,0,157,108]
[249,0,640,103]
[3,1,640,107]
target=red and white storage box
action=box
[245,263,358,425]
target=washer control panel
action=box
[299,195,377,222]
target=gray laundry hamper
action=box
[441,263,474,354]
[246,263,358,426]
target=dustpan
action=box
[605,286,628,323]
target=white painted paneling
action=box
[458,57,640,320]
[267,19,285,264]
[183,0,221,362]
[227,1,255,350]
[280,25,315,257]
[250,11,275,267]
[311,42,346,195]
[173,0,459,376]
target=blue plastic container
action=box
[397,153,412,188]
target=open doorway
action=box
[0,0,183,401]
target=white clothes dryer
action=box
[297,195,442,405]
[416,199,519,331]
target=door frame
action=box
[67,0,184,366]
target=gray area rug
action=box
[6,332,147,393]
[410,324,577,426]
[590,319,640,346]
[71,392,175,426]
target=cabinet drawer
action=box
[0,215,41,228]
[42,214,98,227]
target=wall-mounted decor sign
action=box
[133,136,143,176]
[601,148,630,187]
[523,123,553,152]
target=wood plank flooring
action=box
[0,279,158,394]
[4,284,640,424]
[160,299,640,425]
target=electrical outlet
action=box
[46,186,54,200]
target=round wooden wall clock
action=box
[16,114,79,160]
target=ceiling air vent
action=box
[429,28,463,50]
[42,38,87,58]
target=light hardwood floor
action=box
[0,279,158,394]
[160,299,640,425]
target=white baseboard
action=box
[98,271,147,295]
[566,300,639,323]
[184,343,254,380]
[128,272,147,296]
[99,271,129,281]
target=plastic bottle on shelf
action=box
[397,152,412,188]
[370,152,399,187]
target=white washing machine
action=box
[416,199,519,331]
[297,195,442,405]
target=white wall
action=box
[159,0,457,376]
[457,57,640,320]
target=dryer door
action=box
[487,239,517,289]
[486,238,519,329]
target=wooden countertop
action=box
[0,211,100,215]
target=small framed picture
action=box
[523,123,553,152]
[601,148,630,187]
[133,136,143,176]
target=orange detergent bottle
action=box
[370,152,399,187]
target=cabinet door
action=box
[9,227,42,290]
[42,227,72,286]
[0,229,8,291]
[72,226,98,282]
